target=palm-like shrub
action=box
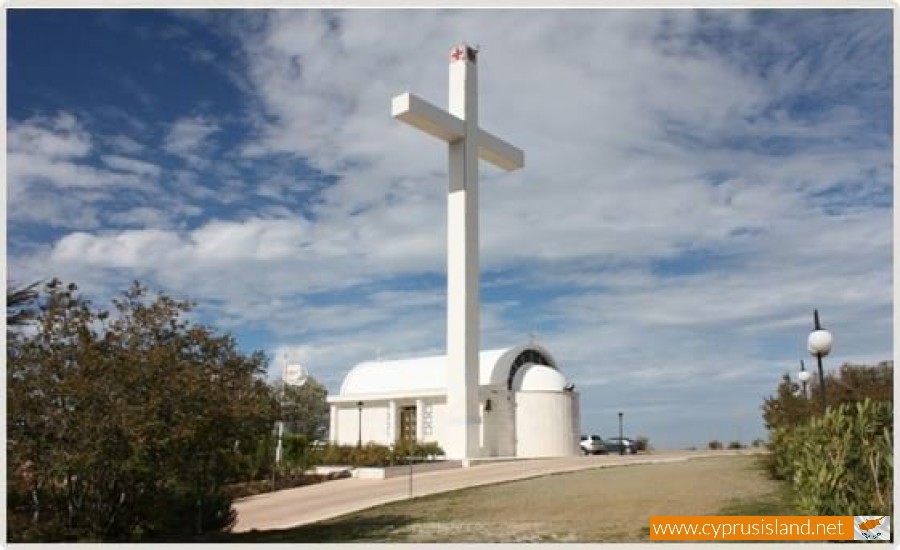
[788,400,892,516]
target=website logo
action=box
[854,516,890,541]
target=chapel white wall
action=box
[429,401,447,446]
[479,388,514,457]
[334,403,391,446]
[514,391,579,458]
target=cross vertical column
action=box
[391,44,523,462]
[445,45,480,461]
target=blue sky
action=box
[7,9,892,449]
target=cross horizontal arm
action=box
[392,93,464,143]
[392,92,524,172]
[478,129,524,171]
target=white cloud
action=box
[7,113,161,230]
[106,134,146,154]
[163,116,220,163]
[101,155,162,178]
[8,112,91,158]
[51,229,190,270]
[106,204,203,229]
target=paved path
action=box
[232,450,757,532]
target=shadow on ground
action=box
[210,514,415,543]
[207,455,789,543]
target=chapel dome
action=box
[512,363,570,392]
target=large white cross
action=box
[392,44,524,460]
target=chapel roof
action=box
[337,343,558,397]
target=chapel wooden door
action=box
[399,406,416,444]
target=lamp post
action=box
[797,360,810,400]
[617,411,624,456]
[807,309,833,415]
[275,355,288,467]
[273,359,308,491]
[357,401,364,448]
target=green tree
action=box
[818,361,893,405]
[7,280,278,542]
[279,376,329,441]
[762,363,892,433]
[7,280,40,327]
[761,373,814,431]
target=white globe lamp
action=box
[807,330,833,357]
[807,309,833,414]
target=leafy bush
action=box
[766,427,798,481]
[634,436,650,452]
[356,443,394,467]
[727,441,744,450]
[282,433,319,473]
[708,440,723,450]
[416,441,445,459]
[144,486,236,541]
[242,434,276,480]
[763,363,893,433]
[783,400,892,516]
[318,443,354,466]
[313,441,445,467]
[7,281,278,542]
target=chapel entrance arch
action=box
[506,349,556,391]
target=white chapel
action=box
[324,45,582,461]
[326,343,581,459]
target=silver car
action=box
[579,435,608,455]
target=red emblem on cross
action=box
[450,46,467,62]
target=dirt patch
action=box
[227,470,351,499]
[397,521,581,543]
[228,454,786,542]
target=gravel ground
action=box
[229,454,784,542]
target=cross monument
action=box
[392,44,524,460]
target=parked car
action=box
[605,437,638,454]
[579,435,608,455]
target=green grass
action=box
[216,454,791,543]
[215,482,561,543]
[717,456,797,516]
[718,487,797,516]
[212,514,416,543]
[634,456,796,542]
[636,487,796,542]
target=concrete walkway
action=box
[232,450,757,533]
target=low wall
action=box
[311,465,354,476]
[351,460,462,479]
[461,456,553,467]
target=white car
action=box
[579,435,608,455]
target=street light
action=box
[797,360,811,400]
[807,309,833,414]
[357,401,364,448]
[273,359,308,491]
[618,411,624,456]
